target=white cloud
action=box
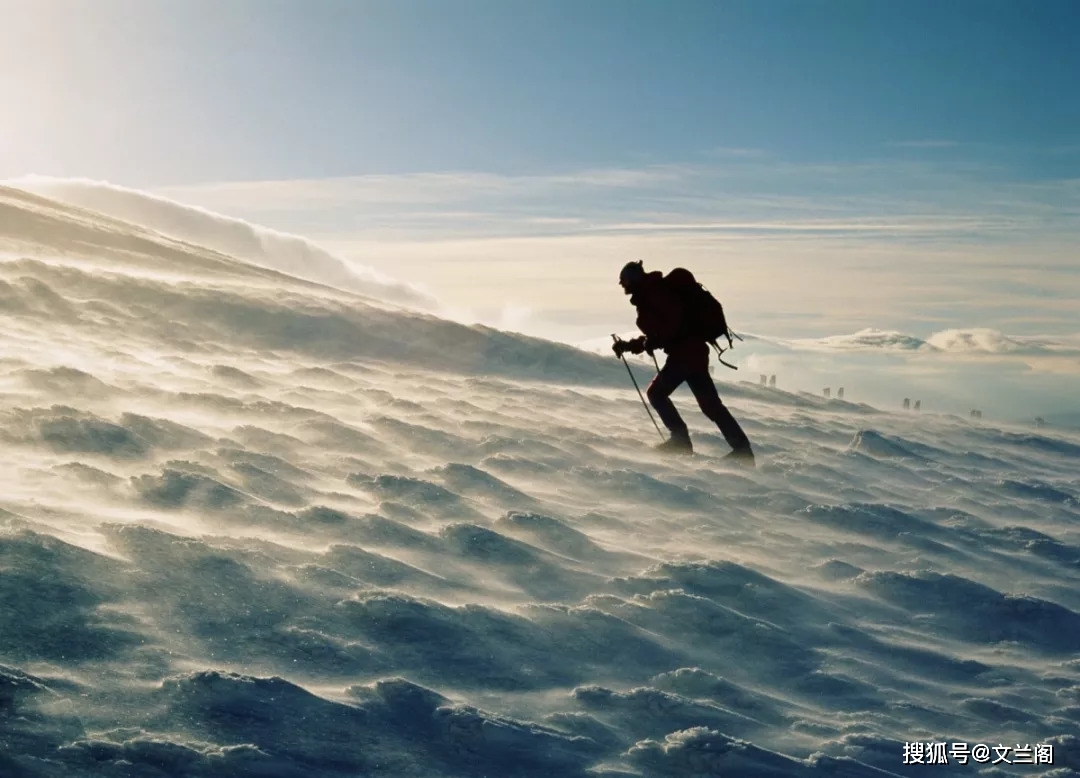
[775,327,1080,362]
[788,328,930,352]
[145,156,1080,259]
[925,328,1026,354]
[154,165,695,212]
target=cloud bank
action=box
[787,327,1080,357]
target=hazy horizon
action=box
[8,175,1077,426]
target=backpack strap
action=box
[710,340,738,370]
[716,326,745,367]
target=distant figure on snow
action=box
[612,260,754,463]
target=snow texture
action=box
[1,184,1078,777]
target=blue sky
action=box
[3,0,1078,183]
[3,1,1080,420]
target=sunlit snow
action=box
[1,185,1077,777]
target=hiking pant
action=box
[647,345,751,451]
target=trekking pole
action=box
[612,335,665,440]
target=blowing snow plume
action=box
[9,176,439,310]
[0,185,614,385]
[1,182,1078,778]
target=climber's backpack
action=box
[666,267,741,368]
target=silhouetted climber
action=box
[612,260,754,462]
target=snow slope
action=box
[10,176,441,310]
[1,185,1077,777]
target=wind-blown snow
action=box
[9,176,440,310]
[1,185,1078,777]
